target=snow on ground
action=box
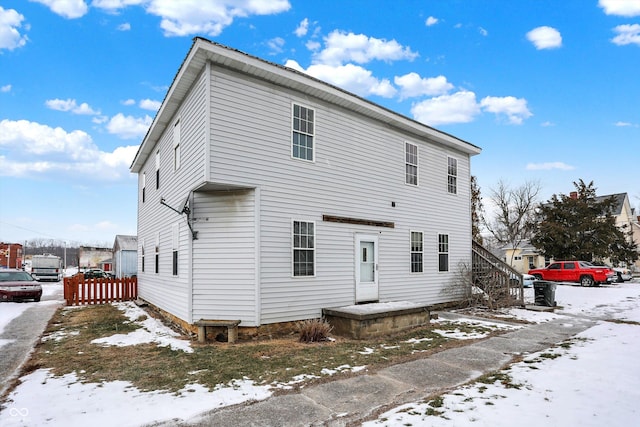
[364,282,640,427]
[1,280,639,426]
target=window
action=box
[172,224,179,276]
[438,234,449,272]
[292,104,314,161]
[141,241,145,273]
[173,119,181,171]
[293,220,315,276]
[155,151,160,189]
[410,231,423,273]
[154,234,159,274]
[565,262,575,270]
[447,156,457,194]
[405,142,418,185]
[142,173,146,203]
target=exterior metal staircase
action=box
[472,240,524,308]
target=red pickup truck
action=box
[528,261,616,287]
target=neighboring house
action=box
[502,240,547,274]
[130,38,482,330]
[509,192,638,274]
[113,235,138,278]
[78,246,112,270]
[0,243,23,269]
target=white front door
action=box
[355,234,378,302]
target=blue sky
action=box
[1,0,639,246]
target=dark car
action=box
[0,269,43,302]
[82,269,112,279]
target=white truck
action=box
[31,254,62,282]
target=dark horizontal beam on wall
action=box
[322,214,395,229]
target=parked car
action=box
[0,269,43,302]
[82,269,111,279]
[528,261,616,287]
[584,262,632,283]
[522,274,535,288]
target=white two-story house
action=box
[130,38,482,331]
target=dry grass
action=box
[20,303,510,394]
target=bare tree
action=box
[483,180,541,266]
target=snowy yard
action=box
[1,281,639,426]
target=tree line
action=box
[472,178,638,267]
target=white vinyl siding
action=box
[191,190,256,325]
[207,66,474,323]
[136,67,208,323]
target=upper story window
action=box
[292,104,314,161]
[405,142,418,185]
[173,119,181,171]
[142,172,146,203]
[447,156,457,194]
[155,151,160,189]
[293,220,315,276]
[410,231,423,273]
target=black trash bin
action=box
[533,281,557,307]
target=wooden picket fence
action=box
[64,274,138,306]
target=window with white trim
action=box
[293,220,315,276]
[154,233,159,274]
[447,156,457,194]
[155,150,160,189]
[141,240,145,273]
[172,223,179,276]
[142,172,146,203]
[405,142,418,185]
[292,104,314,161]
[410,231,423,273]
[173,119,181,171]
[438,234,449,272]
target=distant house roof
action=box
[114,235,137,251]
[595,193,627,216]
[130,37,481,173]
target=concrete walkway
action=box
[154,312,597,427]
[0,288,63,398]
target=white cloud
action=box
[541,121,555,127]
[31,0,89,19]
[480,96,532,124]
[599,0,640,17]
[425,16,438,27]
[411,91,481,126]
[1,84,11,92]
[295,18,309,37]
[394,72,453,99]
[0,119,138,181]
[122,99,136,106]
[106,113,152,139]
[614,121,638,127]
[479,27,488,36]
[266,36,285,54]
[313,30,419,66]
[526,162,575,171]
[611,24,640,46]
[0,6,28,51]
[117,22,131,31]
[94,0,291,37]
[526,26,562,50]
[139,99,161,111]
[285,60,397,98]
[45,98,100,115]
